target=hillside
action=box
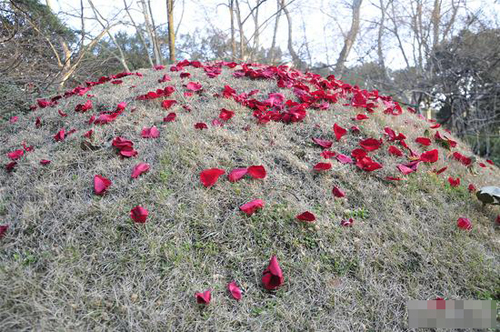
[0,61,499,331]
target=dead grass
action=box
[0,64,499,331]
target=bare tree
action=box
[88,0,130,72]
[140,0,161,65]
[269,0,281,63]
[123,0,153,67]
[280,0,301,67]
[335,0,363,76]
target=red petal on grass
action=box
[186,82,202,91]
[35,117,41,127]
[457,217,472,230]
[158,74,171,83]
[333,123,347,141]
[0,224,8,238]
[312,138,333,149]
[354,113,369,120]
[468,184,476,192]
[430,124,441,129]
[228,168,248,182]
[448,177,460,187]
[420,149,439,163]
[486,159,494,165]
[10,116,18,123]
[385,176,403,181]
[211,118,223,127]
[262,255,284,290]
[194,122,208,130]
[314,162,332,171]
[130,206,148,223]
[83,129,93,138]
[356,157,382,171]
[228,282,242,301]
[321,150,336,159]
[340,218,354,227]
[94,175,112,195]
[415,137,432,146]
[397,164,415,175]
[180,72,191,78]
[132,163,150,178]
[141,126,160,138]
[40,159,51,165]
[496,215,500,224]
[479,163,486,168]
[332,186,345,198]
[195,290,211,304]
[5,162,17,172]
[240,199,264,216]
[200,168,225,187]
[351,148,367,160]
[163,112,176,122]
[247,165,266,179]
[359,138,382,151]
[54,129,65,141]
[388,145,403,156]
[7,149,24,160]
[119,148,138,158]
[58,109,68,117]
[433,166,448,175]
[219,108,235,121]
[161,100,177,109]
[336,154,353,164]
[296,211,316,222]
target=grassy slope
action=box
[0,64,499,331]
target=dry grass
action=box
[0,64,499,331]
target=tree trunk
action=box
[235,0,245,61]
[377,0,387,77]
[280,0,300,67]
[140,0,161,65]
[124,0,154,67]
[335,0,363,76]
[148,0,163,64]
[431,0,441,49]
[167,0,176,62]
[269,0,281,64]
[229,0,236,60]
[253,3,260,60]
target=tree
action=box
[335,0,363,76]
[166,0,176,62]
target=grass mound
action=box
[1,61,499,331]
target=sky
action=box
[51,0,500,70]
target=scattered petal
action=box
[163,112,177,122]
[7,149,24,160]
[340,218,354,227]
[228,282,242,301]
[195,290,211,304]
[130,206,148,223]
[336,154,353,164]
[132,163,150,178]
[195,122,208,130]
[457,217,472,230]
[415,137,432,146]
[141,126,160,138]
[247,165,266,179]
[321,150,336,159]
[54,129,65,142]
[228,168,248,182]
[359,138,382,151]
[296,211,316,222]
[219,108,235,121]
[161,100,177,109]
[0,224,8,238]
[314,162,332,171]
[94,175,112,195]
[420,149,439,163]
[312,138,333,149]
[240,199,264,216]
[40,159,51,165]
[333,123,347,141]
[388,145,403,157]
[200,168,225,187]
[448,177,460,187]
[332,186,345,198]
[262,255,284,290]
